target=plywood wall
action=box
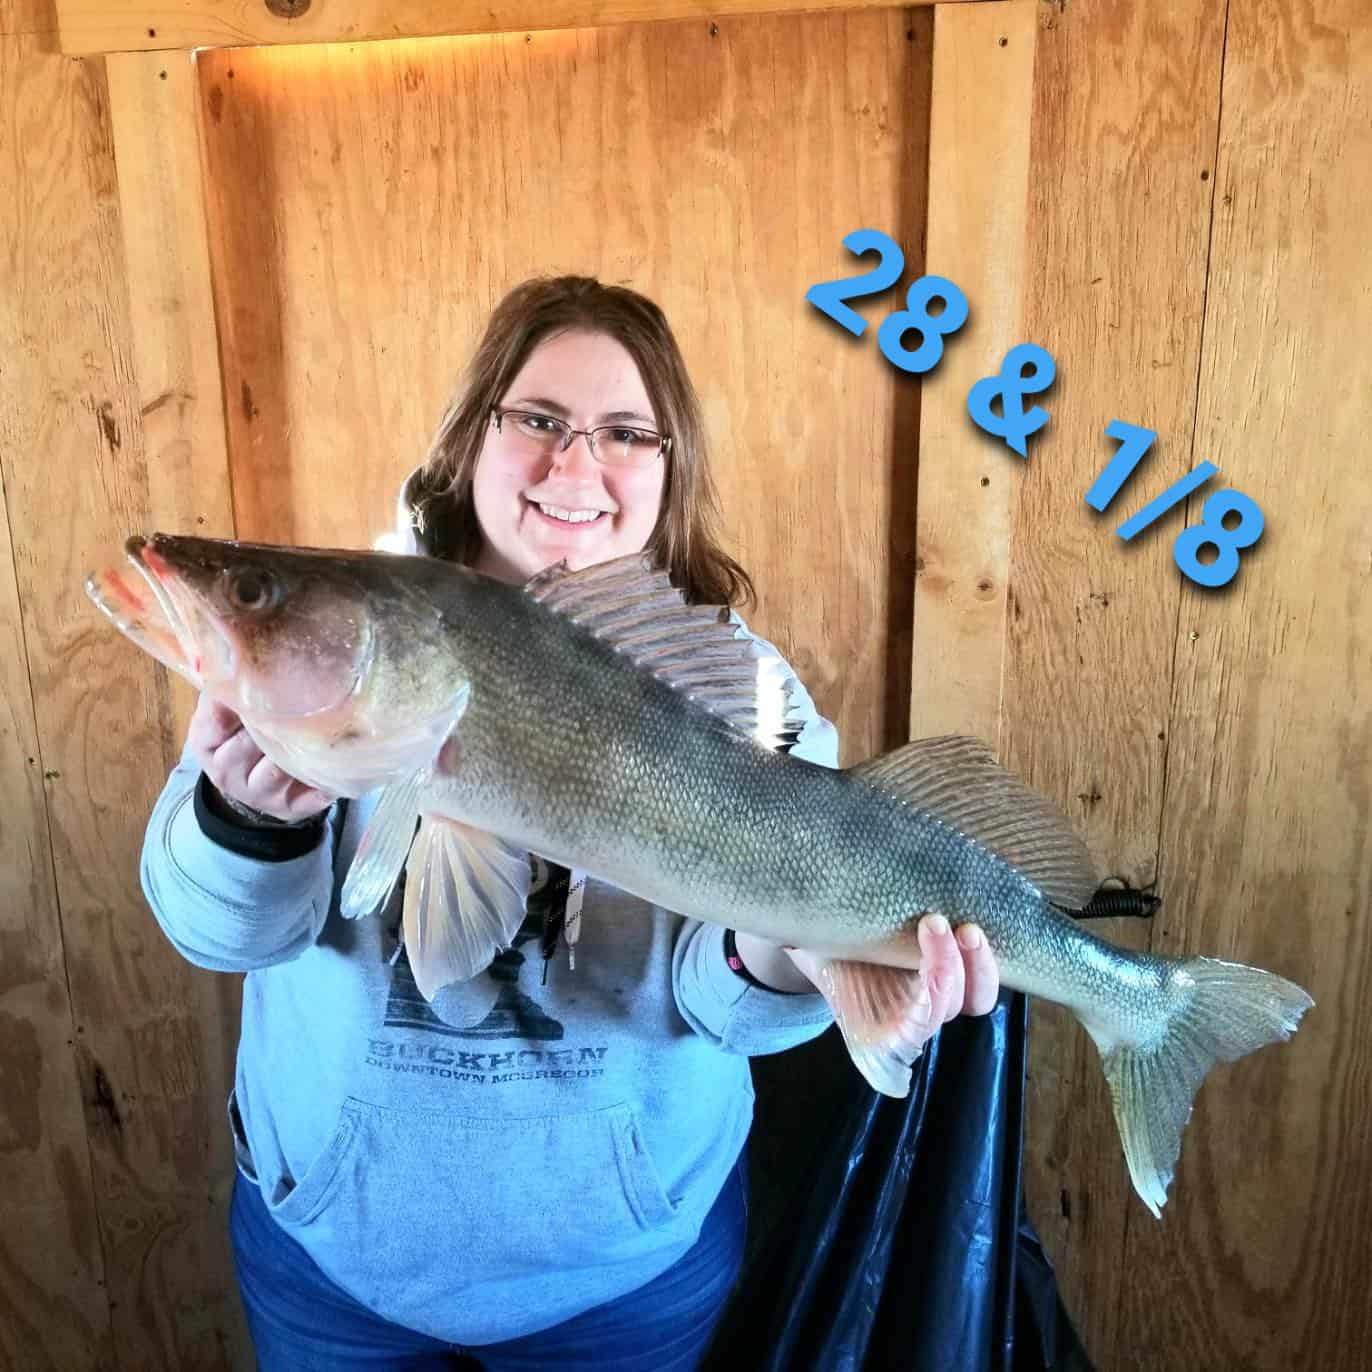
[3,9,932,1368]
[194,9,930,763]
[0,18,248,1372]
[2,1,1368,1369]
[1016,0,1371,1365]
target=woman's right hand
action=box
[187,694,336,823]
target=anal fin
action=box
[785,951,932,1098]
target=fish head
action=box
[86,533,472,793]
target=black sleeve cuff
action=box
[722,926,772,990]
[193,772,329,863]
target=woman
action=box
[141,276,999,1370]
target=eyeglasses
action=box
[490,408,671,469]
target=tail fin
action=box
[1094,958,1313,1217]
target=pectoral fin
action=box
[340,770,424,919]
[404,816,531,1001]
[786,950,932,1098]
[339,701,471,920]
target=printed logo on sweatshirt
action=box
[365,1039,609,1087]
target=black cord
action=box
[1075,885,1161,919]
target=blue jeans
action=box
[229,1146,749,1371]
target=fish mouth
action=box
[85,536,206,685]
[91,532,375,722]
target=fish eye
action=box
[225,567,280,614]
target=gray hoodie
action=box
[139,611,839,1345]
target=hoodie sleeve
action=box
[138,740,339,972]
[671,622,840,1056]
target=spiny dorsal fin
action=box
[524,555,807,753]
[852,735,1099,908]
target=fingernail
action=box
[957,926,983,950]
[912,986,932,1021]
[925,915,949,937]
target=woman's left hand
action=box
[887,914,1001,1023]
[736,916,1000,1042]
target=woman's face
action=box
[470,329,668,584]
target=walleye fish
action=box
[87,533,1313,1217]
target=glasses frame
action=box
[490,407,672,468]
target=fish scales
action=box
[426,573,1132,1015]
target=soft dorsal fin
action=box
[524,555,808,753]
[852,735,1099,908]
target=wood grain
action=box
[105,47,236,750]
[909,0,1035,746]
[1011,0,1227,1361]
[0,33,249,1371]
[54,0,960,56]
[1115,1,1372,1366]
[1,0,57,37]
[197,9,930,764]
[0,53,113,1370]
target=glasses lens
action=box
[593,426,663,467]
[505,412,567,451]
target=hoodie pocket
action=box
[263,1097,680,1264]
[226,1088,259,1184]
[266,1099,362,1227]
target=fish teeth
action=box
[537,502,603,524]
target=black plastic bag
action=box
[705,991,1091,1372]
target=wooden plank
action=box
[0,34,250,1372]
[106,47,236,750]
[0,55,114,1370]
[102,58,250,1367]
[196,8,930,764]
[0,0,56,36]
[1115,2,1372,1367]
[54,0,967,55]
[909,0,1036,746]
[1010,0,1227,1362]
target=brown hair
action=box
[406,275,754,608]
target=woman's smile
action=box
[526,498,611,526]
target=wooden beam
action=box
[909,0,1036,746]
[55,0,973,56]
[106,47,236,748]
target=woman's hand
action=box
[187,694,336,824]
[735,915,1001,1038]
[894,914,1001,1022]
